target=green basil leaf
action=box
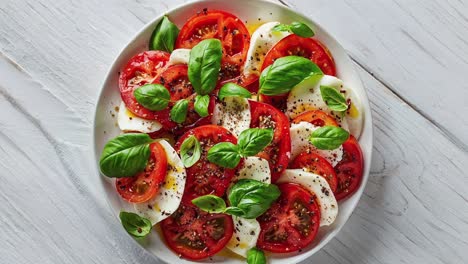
[247,248,267,264]
[259,56,323,96]
[224,206,246,217]
[218,82,252,101]
[309,126,350,150]
[228,179,281,219]
[272,24,291,32]
[290,21,315,38]
[170,99,189,123]
[207,142,241,169]
[119,211,152,238]
[188,39,222,95]
[194,94,210,117]
[237,128,274,157]
[134,84,170,111]
[320,85,348,112]
[192,195,227,213]
[149,16,179,52]
[99,133,152,178]
[180,135,201,167]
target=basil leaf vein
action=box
[218,82,252,101]
[194,94,210,117]
[170,99,189,123]
[309,126,350,150]
[188,39,222,95]
[180,135,201,167]
[149,16,179,52]
[237,128,274,156]
[320,85,348,112]
[207,142,241,169]
[119,211,152,238]
[134,84,170,111]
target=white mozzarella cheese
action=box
[278,169,338,226]
[168,48,190,65]
[117,101,162,133]
[234,156,271,183]
[212,96,251,137]
[133,140,187,225]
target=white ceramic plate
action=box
[93,0,373,263]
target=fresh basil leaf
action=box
[194,94,210,117]
[309,126,349,150]
[188,39,222,95]
[320,85,348,112]
[218,83,252,101]
[99,133,152,178]
[259,56,323,96]
[149,16,179,52]
[224,206,246,217]
[272,23,291,32]
[119,211,152,238]
[207,142,241,169]
[170,99,189,123]
[290,21,315,38]
[237,128,274,157]
[247,248,267,264]
[134,84,170,111]
[180,135,201,167]
[192,195,227,213]
[228,179,281,219]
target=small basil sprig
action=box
[194,94,210,117]
[247,248,267,264]
[218,83,252,100]
[99,133,153,178]
[320,85,348,112]
[273,21,315,38]
[180,135,201,167]
[170,99,189,123]
[149,16,179,52]
[309,126,349,150]
[192,179,280,219]
[134,84,170,111]
[259,56,323,96]
[188,39,223,95]
[207,128,274,169]
[119,211,152,238]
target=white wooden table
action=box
[1,0,467,263]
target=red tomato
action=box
[115,142,168,203]
[262,34,336,76]
[176,10,251,81]
[290,153,338,193]
[259,94,288,113]
[257,183,320,253]
[220,73,259,93]
[161,201,234,260]
[292,110,339,127]
[334,135,364,200]
[119,51,170,119]
[249,101,291,182]
[176,125,238,201]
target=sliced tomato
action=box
[176,10,250,81]
[262,34,336,76]
[257,183,320,253]
[220,73,259,93]
[176,125,238,201]
[115,142,168,203]
[259,94,288,113]
[119,51,170,119]
[249,101,291,182]
[292,110,339,127]
[290,153,338,193]
[161,201,234,260]
[334,135,364,200]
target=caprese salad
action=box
[99,9,364,264]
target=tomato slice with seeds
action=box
[334,135,364,200]
[249,101,291,182]
[176,125,238,201]
[119,51,170,119]
[292,110,339,127]
[115,142,168,203]
[161,201,234,260]
[290,153,338,193]
[175,10,250,81]
[257,183,320,253]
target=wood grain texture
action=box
[0,0,467,263]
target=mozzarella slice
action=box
[340,87,363,138]
[134,140,187,225]
[243,22,291,76]
[168,48,190,65]
[234,157,271,183]
[212,96,251,137]
[117,101,162,133]
[290,122,343,167]
[227,217,261,257]
[278,169,338,226]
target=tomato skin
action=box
[119,51,170,119]
[334,135,364,200]
[176,125,238,201]
[161,201,234,260]
[249,101,291,182]
[292,110,339,127]
[290,153,338,193]
[257,183,320,253]
[115,142,168,203]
